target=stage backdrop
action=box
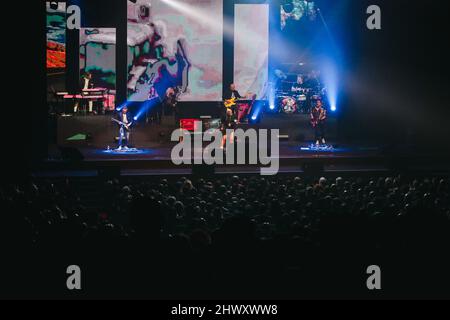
[234,4,269,100]
[127,0,223,102]
[79,28,117,91]
[46,2,66,69]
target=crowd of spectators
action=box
[1,174,449,299]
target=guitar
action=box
[224,97,237,108]
[310,116,326,128]
[224,93,254,109]
[112,118,133,131]
[311,107,327,127]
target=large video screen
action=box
[281,0,317,30]
[80,28,116,90]
[46,2,66,69]
[127,0,223,102]
[234,4,269,100]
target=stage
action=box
[41,141,397,177]
[45,111,450,177]
[45,111,384,175]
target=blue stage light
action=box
[249,100,264,122]
[322,59,338,113]
[268,82,276,112]
[116,101,128,112]
[133,97,159,122]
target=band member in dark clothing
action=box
[224,83,243,100]
[80,72,94,90]
[221,108,237,149]
[310,100,327,145]
[163,87,179,125]
[75,72,95,113]
[224,83,244,118]
[291,75,306,93]
[116,106,133,150]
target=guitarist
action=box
[224,83,243,116]
[226,83,243,100]
[116,106,133,150]
[310,100,327,146]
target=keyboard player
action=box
[74,72,95,114]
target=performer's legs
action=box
[228,131,235,145]
[315,126,321,145]
[125,131,130,148]
[118,127,124,149]
[221,133,226,149]
[237,105,244,123]
[88,101,94,113]
[319,123,326,144]
[229,106,236,117]
[222,131,234,150]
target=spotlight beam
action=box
[133,97,160,121]
[160,0,234,38]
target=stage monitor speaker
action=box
[192,164,215,176]
[58,147,84,162]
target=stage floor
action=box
[41,140,450,177]
[42,141,395,177]
[76,143,382,161]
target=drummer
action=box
[290,75,309,114]
[291,75,306,94]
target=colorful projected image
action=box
[281,0,317,30]
[46,2,66,69]
[80,28,117,90]
[234,4,269,100]
[127,0,223,102]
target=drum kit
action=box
[274,68,327,114]
[277,87,325,114]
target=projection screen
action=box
[234,4,269,100]
[127,0,223,102]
